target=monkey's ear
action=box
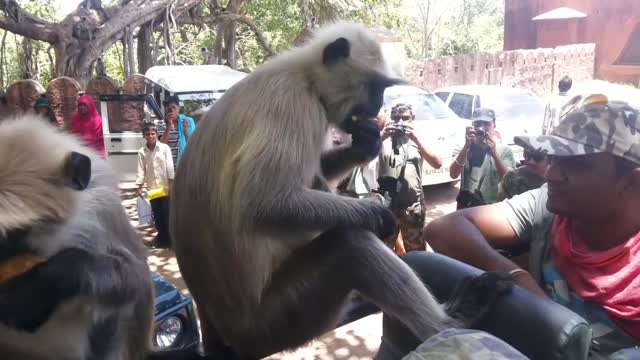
[64,151,92,191]
[322,38,350,65]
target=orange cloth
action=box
[552,216,640,339]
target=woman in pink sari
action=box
[71,95,106,159]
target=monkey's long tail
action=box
[351,234,458,341]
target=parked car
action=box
[151,272,200,352]
[383,84,466,186]
[435,85,545,161]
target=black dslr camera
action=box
[474,126,488,140]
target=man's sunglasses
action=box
[523,151,546,162]
[392,115,411,121]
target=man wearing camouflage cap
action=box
[424,95,640,358]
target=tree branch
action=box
[0,16,57,43]
[179,13,277,56]
[0,0,54,26]
[95,0,201,49]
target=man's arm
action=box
[449,145,469,179]
[160,124,173,144]
[425,195,546,297]
[404,123,442,169]
[450,127,475,179]
[412,136,442,169]
[165,144,175,191]
[488,141,513,178]
[182,117,195,142]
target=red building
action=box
[504,0,640,84]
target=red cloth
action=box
[552,216,640,339]
[71,95,106,159]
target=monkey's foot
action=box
[444,272,514,328]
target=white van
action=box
[102,65,248,182]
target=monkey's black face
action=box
[321,36,403,131]
[338,74,401,134]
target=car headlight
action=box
[155,316,183,349]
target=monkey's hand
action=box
[342,116,382,162]
[364,199,398,240]
[444,271,515,328]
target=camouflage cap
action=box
[514,94,640,165]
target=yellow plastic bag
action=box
[147,186,169,200]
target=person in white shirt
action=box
[136,123,175,248]
[542,75,573,135]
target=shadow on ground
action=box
[119,183,189,295]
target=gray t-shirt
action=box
[499,186,640,358]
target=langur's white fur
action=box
[172,20,454,356]
[0,115,153,360]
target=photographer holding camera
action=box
[376,103,442,255]
[449,108,515,209]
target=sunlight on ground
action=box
[264,314,383,360]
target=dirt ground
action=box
[120,182,459,359]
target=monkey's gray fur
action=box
[0,115,154,360]
[171,21,460,358]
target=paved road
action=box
[120,182,460,358]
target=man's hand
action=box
[380,122,397,141]
[482,132,499,157]
[137,187,144,197]
[464,127,476,150]
[394,241,407,256]
[181,118,189,135]
[404,123,417,143]
[166,112,178,129]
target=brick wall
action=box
[0,74,148,131]
[405,43,595,95]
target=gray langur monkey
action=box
[171,21,512,359]
[0,115,154,360]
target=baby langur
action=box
[171,21,512,359]
[0,115,154,359]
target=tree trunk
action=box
[214,22,223,64]
[46,46,55,81]
[0,30,6,89]
[223,21,236,68]
[21,37,34,79]
[126,26,136,75]
[137,22,153,75]
[122,38,129,77]
[163,9,174,65]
